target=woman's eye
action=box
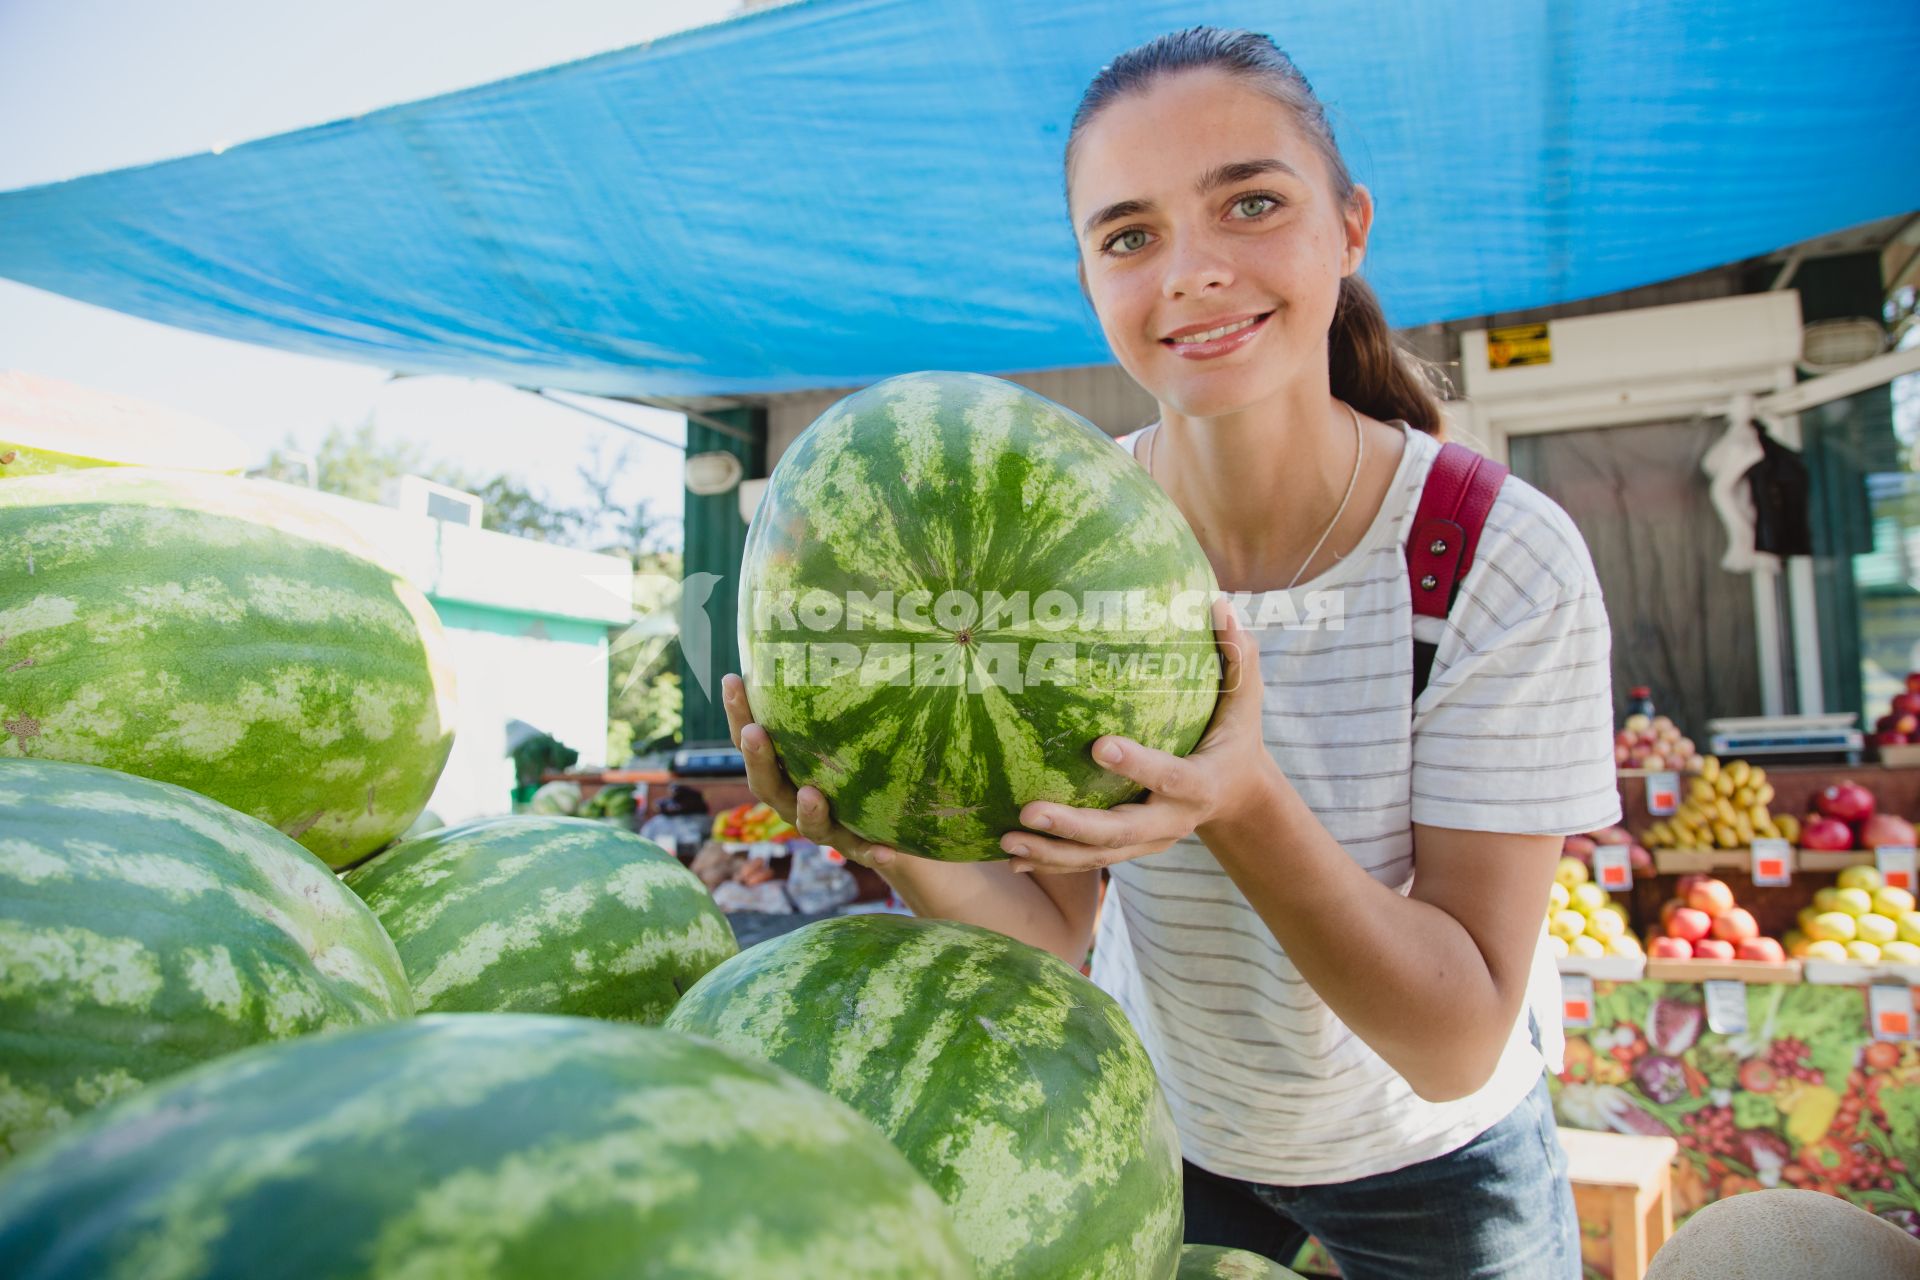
[1107,229,1150,255]
[1233,194,1278,219]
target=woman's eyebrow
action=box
[1079,158,1302,239]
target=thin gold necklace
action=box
[1145,401,1364,591]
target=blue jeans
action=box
[1181,1075,1579,1279]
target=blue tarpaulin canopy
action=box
[2,0,1916,397]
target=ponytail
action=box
[1330,276,1449,436]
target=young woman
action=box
[721,27,1617,1279]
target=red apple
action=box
[1859,812,1917,850]
[1649,936,1693,960]
[1660,898,1687,931]
[1590,826,1632,847]
[1799,816,1856,852]
[1817,781,1876,824]
[1736,937,1786,963]
[1712,907,1759,944]
[1691,938,1736,960]
[1669,907,1712,944]
[1686,878,1736,917]
[1894,693,1920,718]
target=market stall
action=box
[1548,729,1920,1275]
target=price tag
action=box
[1645,770,1681,817]
[1592,843,1633,891]
[1751,838,1793,887]
[1868,984,1915,1043]
[1704,980,1748,1035]
[1561,974,1596,1030]
[1876,845,1917,894]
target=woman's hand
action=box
[720,673,903,870]
[999,596,1280,874]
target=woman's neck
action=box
[1150,389,1405,594]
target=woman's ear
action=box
[1342,184,1375,277]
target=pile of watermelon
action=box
[0,375,1245,1277]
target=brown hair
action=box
[1066,27,1449,435]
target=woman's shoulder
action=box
[1401,428,1601,609]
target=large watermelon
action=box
[664,913,1183,1280]
[0,758,414,1161]
[0,1014,974,1280]
[740,371,1218,861]
[0,467,457,867]
[342,816,737,1021]
[1177,1245,1306,1279]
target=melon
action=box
[740,370,1218,861]
[0,758,413,1161]
[0,466,456,866]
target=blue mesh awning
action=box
[1,0,1914,397]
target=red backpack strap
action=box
[1409,442,1509,700]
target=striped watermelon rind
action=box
[0,467,457,867]
[1177,1244,1307,1279]
[342,816,737,1022]
[740,371,1219,862]
[0,1014,974,1280]
[664,912,1183,1280]
[0,758,414,1162]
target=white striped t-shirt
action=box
[1090,422,1621,1186]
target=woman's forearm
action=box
[875,858,1093,967]
[1197,778,1518,1101]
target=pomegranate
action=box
[1799,815,1856,852]
[1816,781,1876,825]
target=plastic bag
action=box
[785,839,858,914]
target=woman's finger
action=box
[1000,817,1182,872]
[793,786,895,868]
[737,721,800,820]
[721,674,753,751]
[1085,736,1191,799]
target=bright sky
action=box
[0,0,747,542]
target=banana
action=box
[1715,821,1740,849]
[1700,756,1722,782]
[1690,779,1718,806]
[1727,759,1751,787]
[1755,782,1775,807]
[1716,797,1739,826]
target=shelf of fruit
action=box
[1547,855,1644,977]
[1640,756,1798,854]
[710,801,800,852]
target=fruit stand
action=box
[1550,726,1920,1275]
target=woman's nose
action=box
[1160,234,1234,299]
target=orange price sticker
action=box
[1645,770,1680,816]
[1875,846,1916,893]
[1868,985,1916,1043]
[1752,839,1793,888]
[1593,844,1632,890]
[1561,974,1595,1029]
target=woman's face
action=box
[1068,69,1371,420]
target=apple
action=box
[1816,781,1876,825]
[1585,910,1626,941]
[1873,886,1915,917]
[1649,936,1693,960]
[1831,887,1875,918]
[1554,857,1589,890]
[1692,938,1736,960]
[1641,753,1667,771]
[1899,911,1920,945]
[1686,878,1737,917]
[1856,913,1898,945]
[1838,864,1884,893]
[1736,936,1786,963]
[1614,743,1632,767]
[1546,933,1570,959]
[1880,939,1920,964]
[1799,816,1855,852]
[1571,935,1607,958]
[1607,934,1643,958]
[1548,881,1571,913]
[1803,939,1849,962]
[1846,940,1882,964]
[1858,812,1916,851]
[1669,907,1712,943]
[1808,911,1859,944]
[1572,882,1610,916]
[1712,908,1759,944]
[1563,834,1598,859]
[1550,910,1589,943]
